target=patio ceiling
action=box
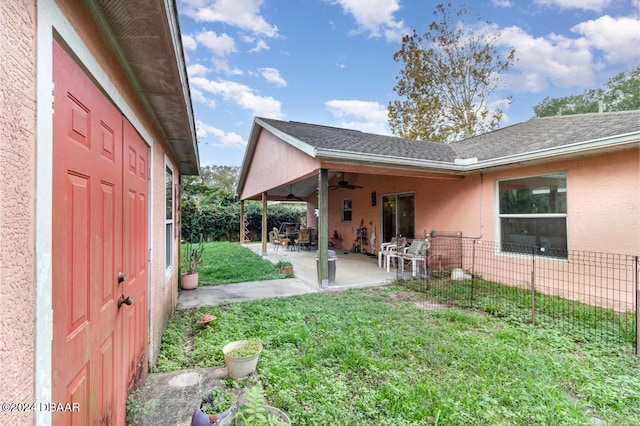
[85,0,199,175]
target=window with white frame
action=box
[498,172,567,258]
[342,199,352,222]
[165,163,174,270]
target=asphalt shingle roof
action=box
[451,110,640,161]
[258,118,457,162]
[258,109,640,165]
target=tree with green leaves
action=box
[388,2,515,143]
[533,65,640,117]
[180,165,305,242]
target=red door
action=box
[52,41,148,425]
[122,120,149,390]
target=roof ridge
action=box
[532,109,640,121]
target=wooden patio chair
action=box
[270,228,281,251]
[297,228,311,251]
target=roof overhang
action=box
[462,131,640,173]
[237,118,639,200]
[85,0,200,175]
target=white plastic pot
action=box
[222,340,263,379]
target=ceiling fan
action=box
[329,173,363,191]
[286,184,304,201]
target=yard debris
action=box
[196,314,217,325]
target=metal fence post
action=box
[635,256,639,355]
[470,240,476,307]
[531,247,536,326]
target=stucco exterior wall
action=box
[0,0,185,421]
[0,0,37,424]
[314,172,480,251]
[241,130,321,200]
[149,153,179,367]
[308,148,638,309]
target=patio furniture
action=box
[399,239,430,277]
[285,225,299,250]
[297,228,311,251]
[385,237,407,272]
[270,228,281,251]
[378,237,397,268]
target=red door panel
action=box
[122,120,149,390]
[52,40,149,425]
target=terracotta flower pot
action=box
[181,273,198,290]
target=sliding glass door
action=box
[382,192,415,242]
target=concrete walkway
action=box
[137,243,399,425]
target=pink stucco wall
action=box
[0,1,37,423]
[302,148,638,310]
[0,0,183,420]
[149,150,179,366]
[241,130,321,200]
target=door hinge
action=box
[148,248,152,262]
[51,82,55,114]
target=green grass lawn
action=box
[189,241,288,285]
[156,285,640,425]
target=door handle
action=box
[118,272,126,283]
[118,295,133,308]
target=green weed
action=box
[156,287,640,425]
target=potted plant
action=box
[219,382,290,426]
[222,339,263,379]
[181,236,205,290]
[191,386,238,426]
[275,261,293,277]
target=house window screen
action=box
[498,172,567,258]
[165,165,174,269]
[342,199,352,222]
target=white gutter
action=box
[461,131,640,172]
[315,148,463,172]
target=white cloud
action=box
[190,76,284,118]
[181,0,278,38]
[259,67,287,87]
[534,0,612,12]
[499,26,595,92]
[187,63,209,78]
[249,39,270,53]
[195,30,236,57]
[196,120,246,147]
[492,0,513,6]
[182,34,197,50]
[190,88,217,109]
[325,100,390,134]
[328,0,408,42]
[571,15,640,64]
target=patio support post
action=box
[318,168,329,288]
[261,192,267,257]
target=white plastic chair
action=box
[378,237,397,268]
[400,239,430,277]
[385,237,407,272]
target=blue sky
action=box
[177,0,640,167]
